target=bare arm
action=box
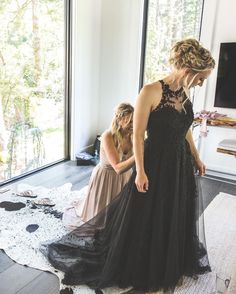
[133,83,162,192]
[133,86,152,174]
[102,131,134,175]
[185,128,200,161]
[185,128,206,176]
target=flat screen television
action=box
[214,42,236,108]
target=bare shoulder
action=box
[101,130,113,144]
[142,81,162,93]
[138,81,162,110]
[102,129,112,139]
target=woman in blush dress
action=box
[63,103,135,228]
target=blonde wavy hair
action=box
[111,103,134,156]
[169,38,215,72]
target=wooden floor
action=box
[0,161,235,294]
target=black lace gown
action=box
[42,80,211,293]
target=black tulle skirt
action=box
[41,138,211,293]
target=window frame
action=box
[0,0,72,186]
[139,0,205,91]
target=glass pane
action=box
[0,0,66,183]
[144,0,204,83]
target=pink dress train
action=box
[63,147,132,228]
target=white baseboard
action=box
[206,169,236,182]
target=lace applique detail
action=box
[153,79,191,114]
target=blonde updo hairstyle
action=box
[111,103,134,156]
[169,38,215,72]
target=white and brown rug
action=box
[0,184,235,294]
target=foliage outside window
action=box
[144,0,204,84]
[0,0,67,183]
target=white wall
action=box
[71,0,144,159]
[98,0,144,131]
[196,0,236,178]
[197,0,236,118]
[70,0,102,159]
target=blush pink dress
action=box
[62,146,132,229]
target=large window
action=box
[143,0,204,84]
[0,0,70,183]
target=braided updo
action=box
[169,39,215,72]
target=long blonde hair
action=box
[111,103,134,155]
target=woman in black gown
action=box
[42,39,215,293]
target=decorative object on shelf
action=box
[194,110,227,136]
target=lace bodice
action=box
[157,80,190,114]
[147,79,194,147]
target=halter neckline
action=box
[160,79,184,95]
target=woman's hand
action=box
[195,158,206,176]
[135,172,149,193]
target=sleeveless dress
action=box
[42,80,211,293]
[62,146,132,227]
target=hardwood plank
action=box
[0,250,15,273]
[73,177,91,191]
[16,271,59,294]
[16,164,93,189]
[5,163,93,191]
[0,263,42,294]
